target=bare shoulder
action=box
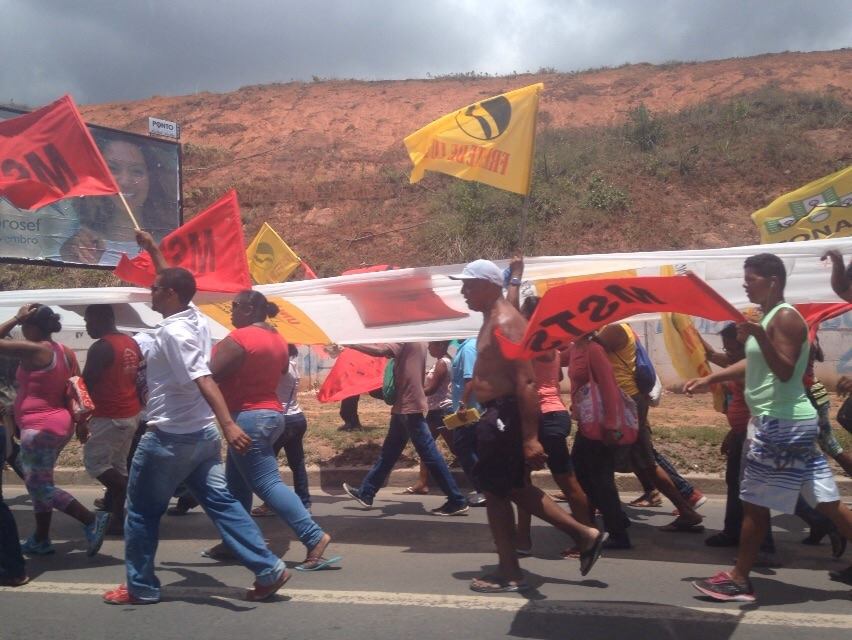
[494,300,527,341]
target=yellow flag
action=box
[404,83,543,196]
[659,265,725,412]
[200,297,331,345]
[246,222,301,285]
[751,166,852,243]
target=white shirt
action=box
[145,303,215,434]
[276,358,302,416]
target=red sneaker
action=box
[246,569,291,602]
[102,584,157,605]
[672,490,707,515]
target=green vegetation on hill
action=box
[419,87,851,264]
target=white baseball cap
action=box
[448,259,504,287]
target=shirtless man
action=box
[449,259,607,593]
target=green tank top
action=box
[744,302,815,420]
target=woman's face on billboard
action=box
[104,140,149,213]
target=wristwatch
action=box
[509,277,522,286]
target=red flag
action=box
[114,190,252,292]
[0,95,120,210]
[317,348,386,403]
[795,302,852,341]
[301,259,318,279]
[497,273,745,359]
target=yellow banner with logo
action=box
[751,166,852,243]
[404,83,543,196]
[246,222,301,284]
[200,297,331,345]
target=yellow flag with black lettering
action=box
[246,222,301,285]
[751,166,852,242]
[404,83,543,196]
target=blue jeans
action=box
[226,410,323,550]
[273,412,310,508]
[125,425,285,601]
[359,413,465,505]
[0,425,25,580]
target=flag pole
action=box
[517,86,542,251]
[117,193,141,230]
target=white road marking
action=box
[3,581,851,628]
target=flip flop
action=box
[579,531,609,576]
[628,493,662,508]
[295,555,343,572]
[660,517,705,533]
[515,547,533,557]
[398,487,429,495]
[470,575,530,593]
[201,544,236,560]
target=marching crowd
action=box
[1,233,851,605]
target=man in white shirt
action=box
[102,231,289,605]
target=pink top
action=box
[14,341,73,437]
[532,351,566,414]
[567,341,623,430]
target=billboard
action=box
[0,106,181,267]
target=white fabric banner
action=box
[0,237,848,344]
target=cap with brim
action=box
[447,259,504,288]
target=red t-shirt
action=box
[214,325,287,413]
[91,334,143,419]
[724,380,750,433]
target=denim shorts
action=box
[539,410,573,474]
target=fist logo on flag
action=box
[252,242,276,272]
[455,95,512,141]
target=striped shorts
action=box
[740,414,839,514]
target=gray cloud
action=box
[1,0,850,106]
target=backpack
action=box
[382,358,396,405]
[632,334,657,396]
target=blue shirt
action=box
[451,338,480,411]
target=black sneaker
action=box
[692,571,755,602]
[342,482,373,508]
[431,501,469,516]
[705,532,739,547]
[829,565,852,586]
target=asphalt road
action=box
[1,486,850,640]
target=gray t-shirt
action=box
[385,342,427,416]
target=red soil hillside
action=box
[76,50,852,273]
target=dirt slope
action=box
[76,50,852,272]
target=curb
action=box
[5,467,851,495]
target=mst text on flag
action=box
[497,273,745,359]
[0,95,120,210]
[114,189,252,292]
[404,83,542,196]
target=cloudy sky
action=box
[2,0,850,106]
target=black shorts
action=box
[627,394,654,470]
[474,397,526,497]
[539,410,573,475]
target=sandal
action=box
[628,491,662,508]
[295,555,343,572]
[399,486,429,495]
[579,531,609,576]
[251,504,275,517]
[561,546,581,559]
[470,575,530,593]
[660,517,705,533]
